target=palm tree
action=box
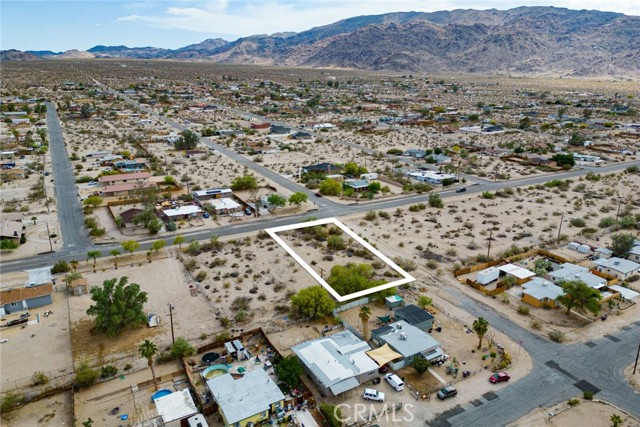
[472,317,489,350]
[139,340,158,390]
[610,414,622,427]
[86,250,101,273]
[109,249,120,269]
[359,305,372,341]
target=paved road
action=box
[46,101,91,251]
[427,285,640,426]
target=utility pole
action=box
[615,201,623,222]
[557,213,564,243]
[487,228,493,258]
[45,222,53,252]
[168,303,175,345]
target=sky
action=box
[1,0,638,51]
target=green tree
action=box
[230,175,258,191]
[163,175,176,186]
[359,305,371,341]
[139,340,158,390]
[291,286,336,319]
[343,162,367,177]
[51,260,71,274]
[145,217,163,234]
[428,193,444,208]
[289,192,308,207]
[320,404,342,427]
[533,259,552,276]
[83,195,103,208]
[417,295,432,309]
[86,250,101,272]
[327,235,346,251]
[367,181,382,193]
[151,240,166,258]
[274,355,303,390]
[121,240,140,258]
[472,317,489,349]
[550,153,576,168]
[82,418,94,427]
[80,103,92,119]
[611,233,635,258]
[557,280,602,315]
[109,249,120,269]
[86,277,148,337]
[319,179,342,196]
[413,357,431,375]
[267,193,286,211]
[175,129,199,150]
[327,263,383,296]
[173,234,185,248]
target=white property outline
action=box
[265,217,415,302]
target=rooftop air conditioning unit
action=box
[400,333,408,340]
[396,323,402,329]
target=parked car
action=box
[244,208,252,215]
[437,386,457,400]
[489,372,510,383]
[363,388,385,402]
[456,187,466,193]
[378,365,389,374]
[385,373,404,391]
[315,192,322,197]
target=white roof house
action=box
[154,389,198,424]
[594,257,640,279]
[162,205,203,218]
[206,369,284,426]
[522,277,564,302]
[292,330,378,396]
[498,264,536,280]
[548,263,607,289]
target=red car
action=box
[489,372,510,383]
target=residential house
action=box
[371,320,442,369]
[250,123,271,133]
[118,208,144,226]
[161,205,203,221]
[302,163,341,174]
[0,168,27,182]
[270,125,290,135]
[628,246,640,263]
[0,283,53,315]
[100,181,156,197]
[292,330,378,396]
[594,258,640,281]
[291,131,313,140]
[594,248,613,259]
[98,172,150,185]
[407,170,456,185]
[206,198,242,216]
[99,155,124,166]
[154,388,199,425]
[393,304,434,331]
[403,149,426,158]
[207,369,285,427]
[113,160,146,172]
[193,188,233,205]
[343,179,370,192]
[521,277,564,308]
[548,263,607,290]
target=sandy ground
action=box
[0,289,73,391]
[625,363,640,393]
[509,399,640,427]
[1,390,74,427]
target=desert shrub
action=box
[170,337,195,358]
[100,365,118,378]
[364,211,377,221]
[378,211,390,219]
[517,305,530,315]
[531,320,542,330]
[195,271,208,282]
[74,361,99,389]
[51,260,71,274]
[32,371,49,386]
[583,391,594,400]
[568,398,580,406]
[569,218,586,228]
[327,235,346,251]
[0,391,23,412]
[548,331,565,343]
[392,257,417,272]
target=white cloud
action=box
[117,0,639,39]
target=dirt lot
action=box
[0,289,73,392]
[509,399,640,427]
[1,390,74,426]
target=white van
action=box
[385,373,404,391]
[363,388,385,402]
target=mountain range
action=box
[2,7,639,77]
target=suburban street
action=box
[2,93,639,426]
[46,101,91,251]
